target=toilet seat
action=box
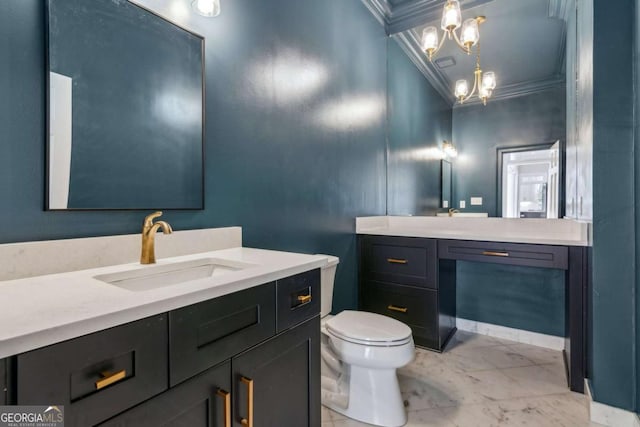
[325,311,412,347]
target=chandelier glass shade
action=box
[192,0,221,17]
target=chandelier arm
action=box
[451,29,470,54]
[462,68,480,103]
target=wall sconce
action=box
[443,141,458,158]
[192,0,221,17]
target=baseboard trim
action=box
[584,380,640,427]
[455,318,565,350]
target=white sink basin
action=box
[94,258,257,292]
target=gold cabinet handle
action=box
[387,258,408,264]
[482,251,510,257]
[297,294,312,304]
[217,389,231,427]
[240,377,254,427]
[95,370,126,390]
[387,305,408,313]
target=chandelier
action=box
[421,0,481,60]
[420,1,497,105]
[454,42,496,105]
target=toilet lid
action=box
[326,311,412,346]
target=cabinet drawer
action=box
[17,315,168,427]
[360,281,439,349]
[99,361,230,427]
[361,236,437,288]
[169,283,276,386]
[277,269,320,333]
[438,240,569,269]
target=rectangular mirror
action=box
[46,0,204,210]
[441,159,452,209]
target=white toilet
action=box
[319,255,415,427]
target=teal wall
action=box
[452,88,566,216]
[456,263,565,336]
[589,0,638,412]
[386,38,452,215]
[0,0,391,313]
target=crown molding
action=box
[359,0,391,29]
[453,76,565,108]
[392,32,457,104]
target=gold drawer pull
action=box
[482,251,510,257]
[297,294,312,304]
[95,370,126,390]
[388,305,408,313]
[240,377,254,427]
[387,258,408,264]
[217,389,231,427]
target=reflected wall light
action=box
[443,141,458,158]
[192,0,220,17]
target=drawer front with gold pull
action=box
[361,236,437,289]
[361,280,441,349]
[17,315,167,427]
[439,240,569,269]
[276,269,320,333]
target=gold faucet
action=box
[140,211,173,264]
[448,208,460,217]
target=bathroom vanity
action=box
[0,228,325,427]
[357,216,589,393]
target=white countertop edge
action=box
[0,249,327,359]
[356,227,589,247]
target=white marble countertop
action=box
[0,247,328,359]
[356,216,590,246]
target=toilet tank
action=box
[316,255,340,317]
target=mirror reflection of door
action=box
[441,160,452,209]
[500,142,560,218]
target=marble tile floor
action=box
[322,331,599,427]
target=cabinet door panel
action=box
[170,283,276,386]
[232,317,320,427]
[99,361,230,427]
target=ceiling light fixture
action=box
[421,1,481,61]
[192,0,220,17]
[454,40,496,105]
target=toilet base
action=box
[323,366,407,427]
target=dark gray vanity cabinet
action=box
[359,235,457,351]
[11,270,321,427]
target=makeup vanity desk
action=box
[356,216,589,393]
